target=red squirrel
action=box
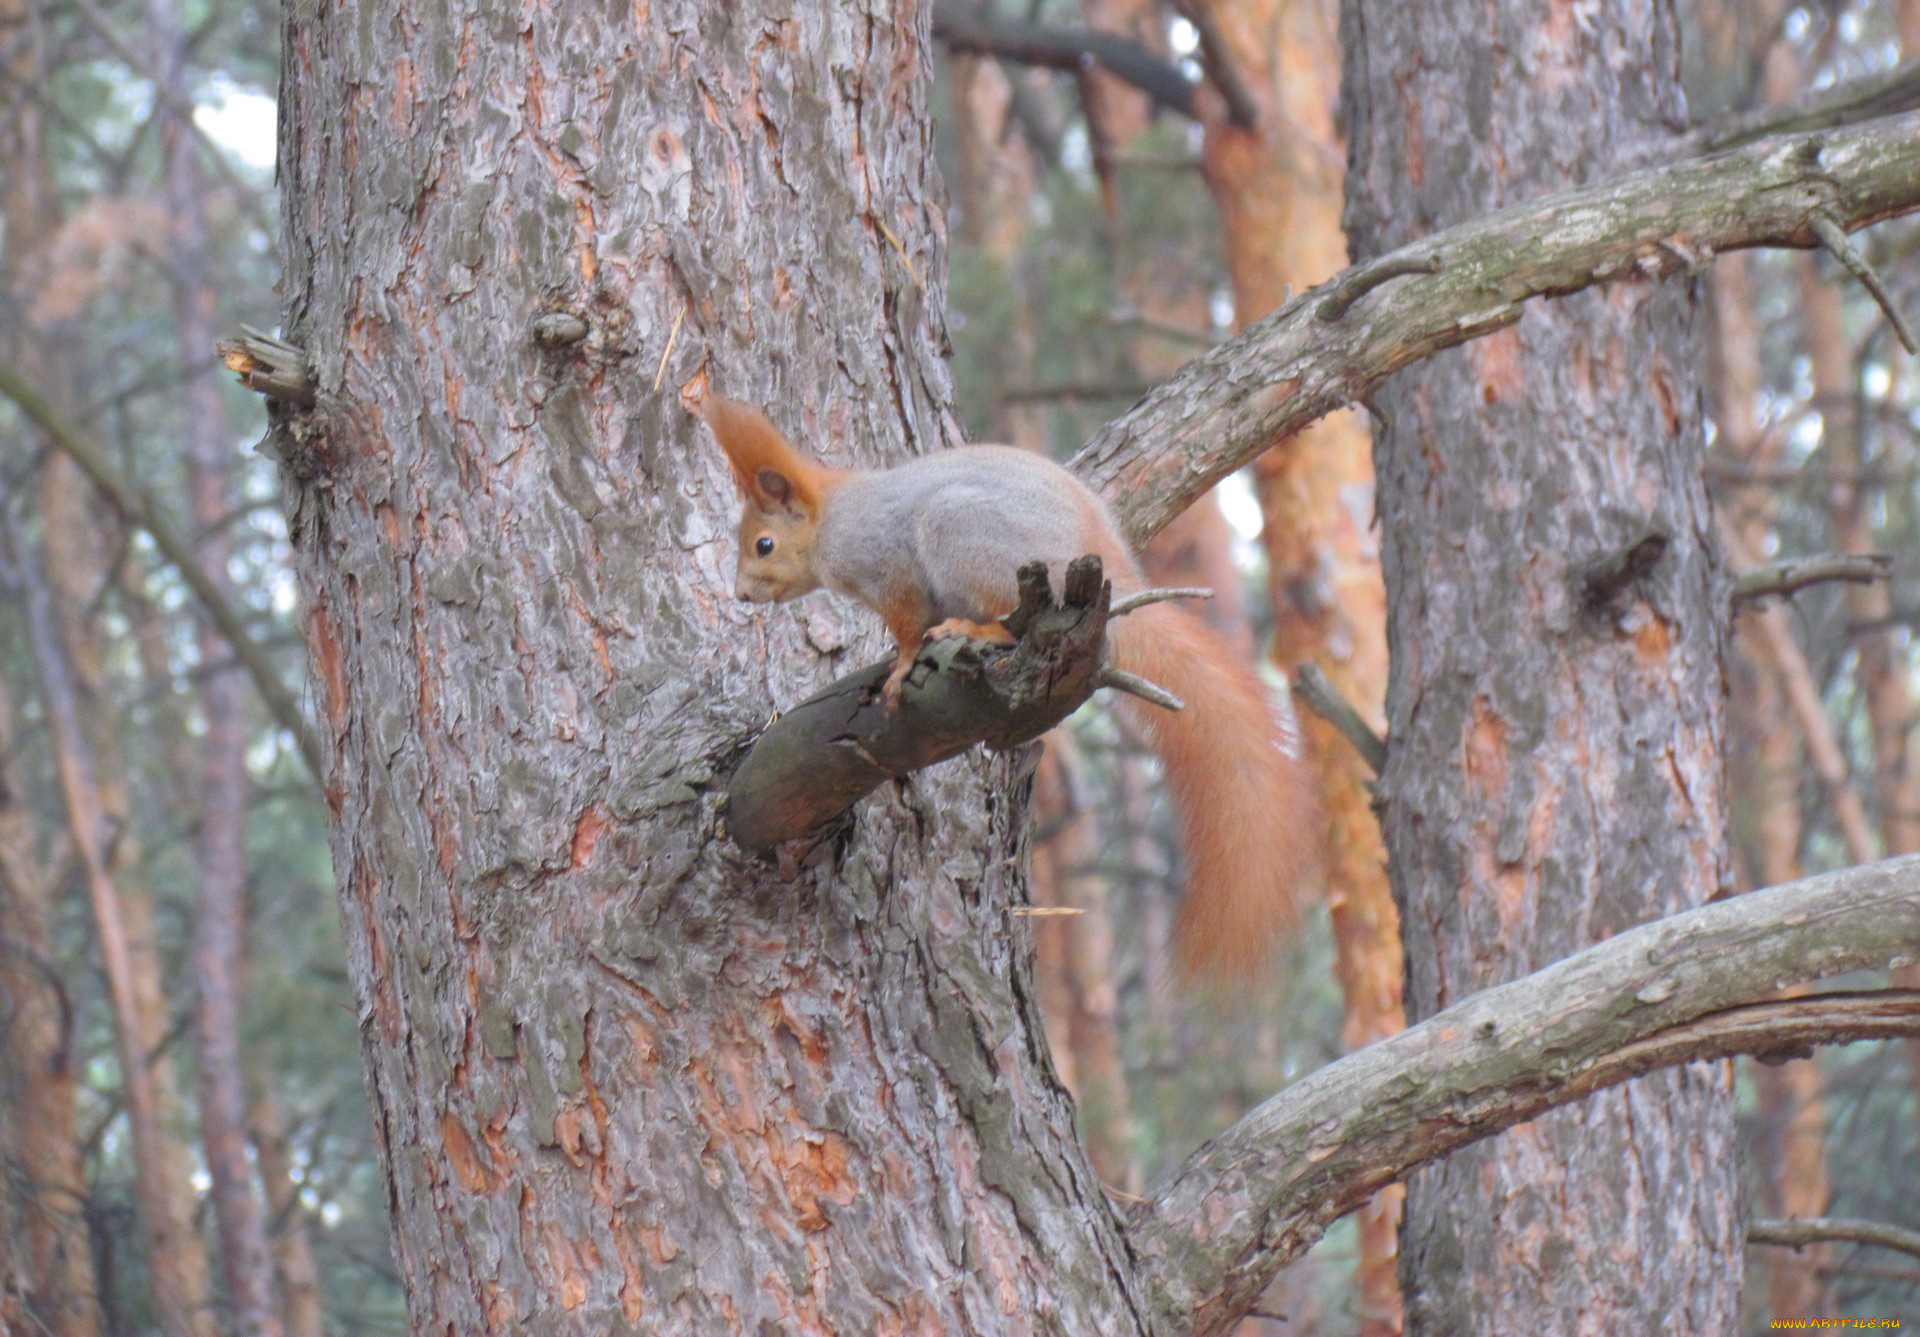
[700,396,1319,979]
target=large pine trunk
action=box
[276,1,1146,1330]
[1341,1,1744,1331]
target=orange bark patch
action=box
[1260,375,1302,413]
[307,604,350,732]
[390,57,415,126]
[1470,326,1526,405]
[1634,613,1673,667]
[770,996,829,1063]
[1648,355,1683,437]
[1463,697,1510,803]
[776,1131,854,1233]
[440,1110,503,1193]
[482,1280,514,1330]
[569,803,608,869]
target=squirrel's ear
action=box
[754,467,799,513]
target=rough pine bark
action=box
[1342,3,1744,1332]
[276,1,1148,1330]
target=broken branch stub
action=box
[726,556,1114,852]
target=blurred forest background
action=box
[1,0,1917,1333]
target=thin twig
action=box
[653,304,686,393]
[1316,253,1445,322]
[1010,907,1086,917]
[1097,666,1185,712]
[1809,211,1919,354]
[1105,306,1221,348]
[874,217,924,290]
[1731,551,1893,604]
[999,381,1154,405]
[1110,586,1215,616]
[1292,664,1385,776]
[1750,1217,1920,1263]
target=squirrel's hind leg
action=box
[924,617,1016,645]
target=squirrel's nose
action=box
[735,589,752,602]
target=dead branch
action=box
[1129,855,1920,1335]
[1094,666,1183,711]
[1750,1217,1920,1263]
[1731,551,1894,604]
[726,558,1114,851]
[931,2,1196,118]
[1292,663,1385,776]
[1071,112,1920,545]
[216,327,317,407]
[1808,211,1919,354]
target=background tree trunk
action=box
[145,0,285,1329]
[1342,2,1744,1332]
[1195,2,1406,1328]
[276,1,1147,1329]
[0,1,104,1329]
[0,676,101,1337]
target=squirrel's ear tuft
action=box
[700,396,823,514]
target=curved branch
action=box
[726,558,1113,851]
[1128,855,1920,1336]
[1731,551,1893,604]
[932,2,1197,118]
[1750,1217,1920,1263]
[1071,113,1920,544]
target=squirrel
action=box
[699,395,1319,979]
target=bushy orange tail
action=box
[1107,601,1320,981]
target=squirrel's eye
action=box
[755,536,775,557]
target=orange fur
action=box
[700,397,838,512]
[1107,601,1320,980]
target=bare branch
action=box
[1128,855,1920,1335]
[1731,551,1894,604]
[1292,663,1385,776]
[1095,666,1183,711]
[1750,1217,1920,1263]
[1696,58,1920,152]
[1109,586,1214,616]
[1071,113,1920,545]
[726,558,1113,851]
[0,358,322,779]
[931,1,1197,118]
[1171,0,1260,129]
[1808,210,1919,354]
[1723,524,1879,864]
